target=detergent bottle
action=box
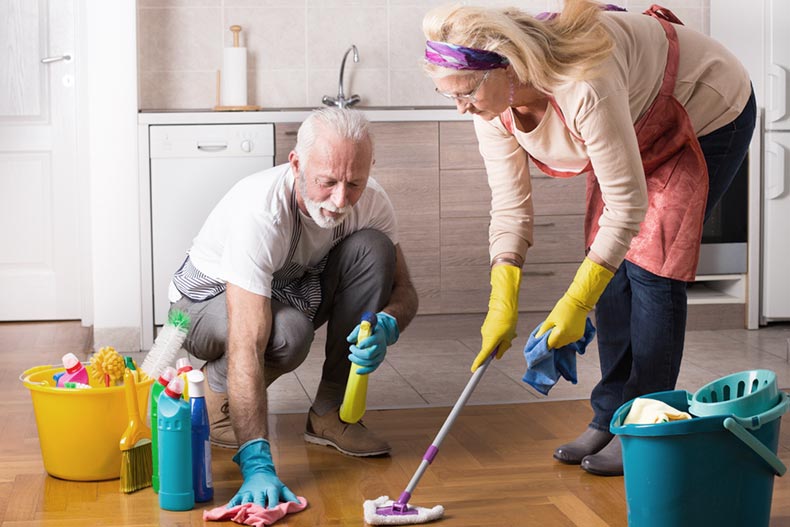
[56,353,89,388]
[187,369,213,502]
[339,311,377,423]
[157,376,194,511]
[151,365,177,493]
[175,357,193,401]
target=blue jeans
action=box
[589,89,756,431]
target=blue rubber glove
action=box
[229,438,299,509]
[346,312,400,375]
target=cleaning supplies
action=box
[187,369,213,502]
[56,353,89,388]
[140,309,190,381]
[157,376,194,511]
[89,346,126,387]
[120,369,153,493]
[151,366,177,494]
[176,357,193,401]
[339,311,376,424]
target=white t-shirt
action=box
[170,164,398,302]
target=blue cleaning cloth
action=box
[522,318,596,395]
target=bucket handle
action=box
[722,392,789,477]
[19,364,58,386]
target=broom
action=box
[120,368,153,493]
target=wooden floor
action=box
[4,321,790,526]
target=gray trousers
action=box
[171,229,396,415]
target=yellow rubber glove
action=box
[537,257,614,349]
[471,264,522,372]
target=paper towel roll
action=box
[221,47,247,107]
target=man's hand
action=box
[228,438,299,509]
[346,312,399,375]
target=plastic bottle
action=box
[56,353,89,388]
[157,376,194,511]
[176,357,194,401]
[339,311,377,423]
[151,365,177,494]
[187,370,213,502]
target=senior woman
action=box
[423,1,755,476]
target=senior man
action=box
[167,107,418,507]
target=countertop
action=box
[138,107,471,124]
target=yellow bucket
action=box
[20,364,153,481]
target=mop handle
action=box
[396,350,496,507]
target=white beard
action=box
[298,172,350,229]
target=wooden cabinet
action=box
[438,121,586,314]
[274,121,441,315]
[273,120,585,316]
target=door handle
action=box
[196,142,229,152]
[768,64,787,124]
[766,141,786,200]
[41,54,72,64]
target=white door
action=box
[0,0,80,320]
[762,132,790,320]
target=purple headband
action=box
[425,40,509,71]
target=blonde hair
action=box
[422,0,614,93]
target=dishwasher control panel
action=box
[150,124,275,158]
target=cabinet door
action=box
[274,123,299,165]
[370,122,441,314]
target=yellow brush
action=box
[120,368,152,493]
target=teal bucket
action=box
[611,389,788,527]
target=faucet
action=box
[322,45,361,109]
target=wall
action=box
[137,0,710,110]
[81,0,142,351]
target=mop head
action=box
[363,496,444,525]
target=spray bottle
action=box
[187,369,213,502]
[150,366,177,493]
[339,311,377,423]
[157,376,194,511]
[175,357,193,401]
[56,353,89,388]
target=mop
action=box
[363,350,497,525]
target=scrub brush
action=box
[120,368,153,493]
[140,309,190,380]
[89,346,126,387]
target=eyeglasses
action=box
[435,70,490,104]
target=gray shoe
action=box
[581,437,623,476]
[553,426,614,464]
[304,407,391,457]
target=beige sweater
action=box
[475,11,751,268]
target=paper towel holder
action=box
[214,25,261,112]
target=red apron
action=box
[500,7,707,282]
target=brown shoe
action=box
[202,367,239,449]
[304,407,391,457]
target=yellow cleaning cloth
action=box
[624,397,692,425]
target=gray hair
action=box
[294,107,373,165]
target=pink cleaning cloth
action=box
[203,497,308,526]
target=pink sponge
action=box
[203,497,308,527]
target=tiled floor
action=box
[263,313,790,414]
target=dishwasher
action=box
[148,123,275,326]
